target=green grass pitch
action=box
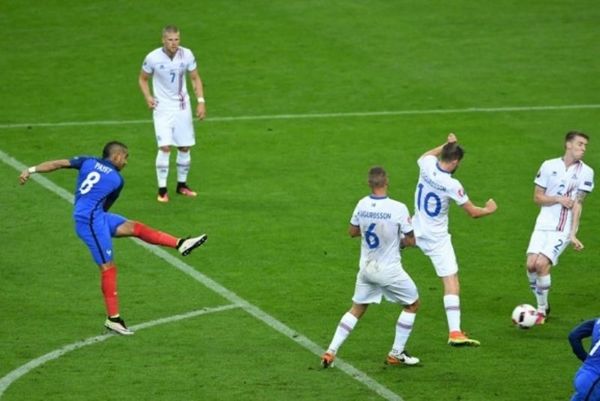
[1,1,599,400]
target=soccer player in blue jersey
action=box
[19,141,207,335]
[569,318,600,401]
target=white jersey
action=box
[350,195,412,273]
[141,46,197,111]
[412,155,469,238]
[533,158,594,232]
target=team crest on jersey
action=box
[159,64,165,69]
[551,171,557,176]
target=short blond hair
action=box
[368,166,387,189]
[162,25,179,36]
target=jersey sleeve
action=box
[187,49,198,72]
[142,54,153,74]
[569,319,596,362]
[449,179,469,206]
[534,161,549,189]
[350,202,361,226]
[579,166,594,193]
[69,156,88,170]
[396,203,413,234]
[417,154,436,169]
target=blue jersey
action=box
[570,318,600,374]
[69,156,124,222]
[570,319,600,401]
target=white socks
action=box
[327,312,358,354]
[535,275,551,313]
[527,270,538,295]
[444,294,461,332]
[156,150,193,188]
[176,150,191,183]
[155,150,170,188]
[391,311,416,355]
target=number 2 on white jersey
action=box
[417,183,442,217]
[79,171,101,194]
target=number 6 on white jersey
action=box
[365,223,380,249]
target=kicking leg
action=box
[115,220,207,256]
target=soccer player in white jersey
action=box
[413,133,497,346]
[525,131,594,325]
[321,166,421,368]
[138,25,206,202]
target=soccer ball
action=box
[511,304,537,329]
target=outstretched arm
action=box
[569,191,588,250]
[420,133,457,159]
[461,198,497,218]
[19,159,71,185]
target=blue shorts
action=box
[75,213,127,265]
[572,368,600,401]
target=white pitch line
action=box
[0,304,240,398]
[0,103,599,129]
[0,149,404,401]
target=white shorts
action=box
[526,230,570,266]
[153,106,195,147]
[352,263,419,306]
[416,234,458,277]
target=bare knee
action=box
[404,299,420,313]
[349,303,368,319]
[527,254,552,275]
[115,220,136,237]
[535,259,552,275]
[525,254,538,272]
